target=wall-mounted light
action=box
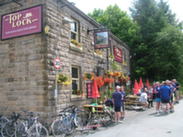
[62,16,74,24]
[44,25,50,34]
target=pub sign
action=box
[1,5,42,40]
[94,29,110,49]
[113,46,123,63]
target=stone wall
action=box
[0,0,130,116]
[45,0,130,113]
[0,0,49,115]
[45,0,106,112]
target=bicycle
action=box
[85,105,115,129]
[51,105,84,137]
[1,112,27,137]
[27,112,49,137]
[0,115,9,137]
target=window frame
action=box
[71,66,82,98]
[70,18,80,42]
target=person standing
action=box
[112,86,122,123]
[139,87,148,110]
[147,86,153,108]
[154,82,161,114]
[168,81,175,112]
[172,79,180,104]
[159,80,172,113]
[120,86,126,119]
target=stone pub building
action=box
[0,0,130,117]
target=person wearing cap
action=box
[159,80,172,113]
[112,85,122,123]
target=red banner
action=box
[1,5,42,40]
[86,82,93,98]
[113,46,123,63]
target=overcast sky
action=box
[68,0,183,22]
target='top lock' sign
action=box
[1,5,42,40]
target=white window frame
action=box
[71,66,81,97]
[70,19,79,41]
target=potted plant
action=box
[94,49,103,58]
[57,74,68,84]
[76,90,83,95]
[70,39,83,51]
[84,72,94,81]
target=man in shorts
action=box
[160,80,172,113]
[112,86,122,123]
[120,86,126,119]
[172,79,180,104]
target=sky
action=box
[68,0,183,22]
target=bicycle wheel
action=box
[1,122,16,137]
[100,113,113,127]
[61,118,75,135]
[86,114,101,130]
[28,124,48,137]
[51,119,65,136]
[75,116,84,130]
[0,116,9,136]
[15,121,28,137]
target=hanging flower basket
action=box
[94,49,103,58]
[95,76,104,88]
[104,77,114,84]
[113,72,122,77]
[83,72,95,80]
[57,74,71,85]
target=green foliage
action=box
[130,0,183,82]
[88,5,140,47]
[57,74,68,83]
[88,0,183,85]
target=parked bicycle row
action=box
[0,104,115,137]
[0,111,48,137]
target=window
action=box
[71,66,81,97]
[96,67,104,76]
[70,19,79,41]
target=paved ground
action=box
[76,100,183,137]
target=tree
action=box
[88,0,183,83]
[130,0,183,82]
[158,0,177,26]
[153,25,183,81]
[88,5,139,47]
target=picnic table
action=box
[83,104,104,113]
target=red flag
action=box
[146,79,150,88]
[91,78,100,98]
[139,77,144,89]
[133,80,140,95]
